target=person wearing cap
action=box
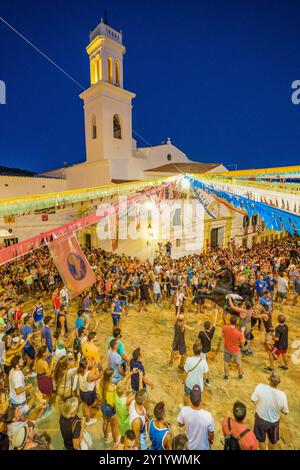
[11,421,50,450]
[178,385,214,450]
[251,372,289,450]
[11,422,29,450]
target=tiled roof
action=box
[144,162,221,174]
[0,166,64,180]
[0,166,35,177]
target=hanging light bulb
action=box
[144,199,154,210]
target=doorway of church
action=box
[85,233,92,250]
[210,228,219,248]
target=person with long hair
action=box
[78,357,101,426]
[100,367,120,446]
[35,346,55,411]
[53,353,80,401]
[53,329,68,360]
[59,397,86,450]
[56,307,68,336]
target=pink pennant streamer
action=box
[0,180,175,265]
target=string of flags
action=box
[191,186,218,219]
[188,176,300,235]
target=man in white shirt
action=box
[175,287,185,315]
[154,264,162,275]
[178,385,214,450]
[184,343,209,405]
[60,287,69,311]
[276,274,288,305]
[153,278,161,304]
[251,371,288,450]
[9,355,33,416]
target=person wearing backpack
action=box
[222,401,258,450]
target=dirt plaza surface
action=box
[26,294,300,451]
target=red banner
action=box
[48,232,96,299]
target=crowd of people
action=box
[0,235,299,451]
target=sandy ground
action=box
[27,295,300,450]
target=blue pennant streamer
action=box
[187,176,300,236]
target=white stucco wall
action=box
[0,206,78,242]
[0,175,66,199]
[63,160,111,190]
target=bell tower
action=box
[87,16,124,88]
[80,17,135,165]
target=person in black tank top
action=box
[170,314,200,370]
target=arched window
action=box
[90,58,96,85]
[113,114,122,139]
[115,60,120,86]
[91,114,97,140]
[108,57,113,83]
[95,55,101,82]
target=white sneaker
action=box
[86,418,97,426]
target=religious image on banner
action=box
[48,232,96,299]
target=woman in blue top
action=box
[149,402,172,450]
[111,294,122,327]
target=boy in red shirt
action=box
[13,301,24,331]
[222,316,245,380]
[222,401,258,450]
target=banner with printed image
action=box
[48,232,95,299]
